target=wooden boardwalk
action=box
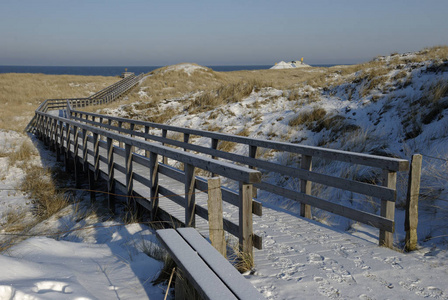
[94,151,448,299]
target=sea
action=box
[0,64,336,77]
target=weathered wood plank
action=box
[405,154,422,252]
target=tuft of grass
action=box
[8,139,37,166]
[289,107,327,129]
[20,167,69,218]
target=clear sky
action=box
[1,0,447,66]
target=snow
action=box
[271,60,311,69]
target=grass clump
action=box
[21,167,69,218]
[289,107,327,130]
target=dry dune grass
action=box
[0,73,117,131]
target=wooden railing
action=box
[30,96,263,260]
[28,74,422,251]
[65,109,422,249]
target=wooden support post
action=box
[249,145,258,198]
[207,177,226,258]
[211,138,218,177]
[405,154,422,252]
[379,170,397,248]
[162,129,168,164]
[149,152,159,221]
[107,137,115,212]
[183,133,190,151]
[82,129,88,172]
[300,155,312,219]
[55,121,61,162]
[125,143,134,209]
[185,163,196,227]
[65,125,71,173]
[239,182,253,263]
[144,126,150,158]
[118,121,123,148]
[93,133,99,180]
[73,126,81,188]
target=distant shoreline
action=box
[0,64,341,76]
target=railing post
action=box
[118,121,123,148]
[162,129,168,164]
[125,143,134,210]
[82,129,88,172]
[211,138,218,177]
[64,124,71,172]
[183,133,190,151]
[249,145,258,198]
[55,121,61,162]
[185,163,196,227]
[149,152,159,221]
[144,126,150,158]
[208,177,226,258]
[73,126,81,188]
[405,154,422,251]
[379,170,397,248]
[239,182,253,264]
[93,133,99,180]
[107,137,115,212]
[300,155,312,218]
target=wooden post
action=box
[82,129,88,172]
[125,143,134,210]
[183,133,190,151]
[118,121,123,148]
[144,126,150,158]
[55,121,61,162]
[107,137,115,212]
[379,170,397,248]
[239,182,253,263]
[300,155,312,218]
[149,152,159,221]
[185,164,196,227]
[162,129,168,164]
[211,138,218,177]
[249,145,258,198]
[93,133,99,180]
[73,126,81,188]
[207,177,226,258]
[405,154,422,252]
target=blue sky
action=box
[1,0,447,66]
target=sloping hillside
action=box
[99,46,448,248]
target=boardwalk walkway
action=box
[96,144,448,300]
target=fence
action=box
[64,109,422,249]
[28,74,422,252]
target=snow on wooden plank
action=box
[177,227,265,300]
[156,229,237,300]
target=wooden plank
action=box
[156,229,237,300]
[300,155,312,219]
[149,152,159,221]
[405,154,422,252]
[239,182,253,262]
[258,181,395,232]
[207,177,226,258]
[107,137,115,211]
[379,170,397,248]
[71,111,409,171]
[185,164,196,227]
[177,228,265,300]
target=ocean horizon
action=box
[0,64,338,76]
